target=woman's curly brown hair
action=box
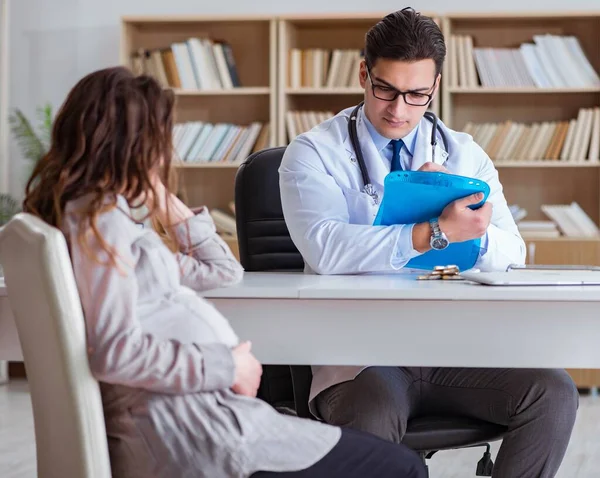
[23,66,177,269]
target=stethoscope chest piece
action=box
[363,183,379,205]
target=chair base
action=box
[419,443,495,477]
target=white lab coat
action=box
[279,106,527,407]
[279,105,526,276]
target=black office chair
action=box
[234,146,507,476]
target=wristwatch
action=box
[429,218,449,250]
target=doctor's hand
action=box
[418,162,448,173]
[232,341,263,398]
[438,193,492,243]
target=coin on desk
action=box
[417,274,441,280]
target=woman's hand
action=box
[145,172,194,227]
[231,341,263,397]
[145,172,168,210]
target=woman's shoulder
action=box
[63,194,145,247]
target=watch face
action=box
[431,236,449,250]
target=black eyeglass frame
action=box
[366,67,436,106]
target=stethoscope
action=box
[348,101,449,204]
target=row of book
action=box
[173,121,270,163]
[131,37,241,90]
[211,205,237,236]
[463,107,600,162]
[448,34,600,88]
[286,110,335,140]
[288,49,363,89]
[516,202,600,238]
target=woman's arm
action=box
[65,209,237,394]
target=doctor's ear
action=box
[358,60,368,88]
[427,75,441,106]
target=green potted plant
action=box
[0,103,52,226]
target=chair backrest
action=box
[0,213,111,478]
[235,146,303,271]
[235,147,310,406]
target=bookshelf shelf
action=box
[449,87,600,94]
[121,15,273,23]
[285,87,364,94]
[494,161,600,168]
[173,87,271,96]
[524,236,600,242]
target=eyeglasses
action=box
[366,68,434,107]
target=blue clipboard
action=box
[373,171,490,271]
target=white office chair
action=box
[0,213,112,478]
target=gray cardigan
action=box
[63,195,340,478]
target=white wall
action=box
[7,0,600,197]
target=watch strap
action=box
[429,217,441,237]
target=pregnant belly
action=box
[138,289,239,348]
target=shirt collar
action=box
[361,105,419,156]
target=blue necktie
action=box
[390,139,403,172]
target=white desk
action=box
[2,273,600,369]
[205,272,600,368]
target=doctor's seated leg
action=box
[316,367,414,444]
[315,366,578,478]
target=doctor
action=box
[279,8,577,478]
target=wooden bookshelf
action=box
[442,12,600,257]
[442,12,600,389]
[120,16,276,214]
[277,13,441,146]
[118,10,600,263]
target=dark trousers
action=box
[315,367,578,478]
[251,427,426,478]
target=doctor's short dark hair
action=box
[365,7,446,76]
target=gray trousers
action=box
[315,367,578,478]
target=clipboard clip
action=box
[506,263,600,272]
